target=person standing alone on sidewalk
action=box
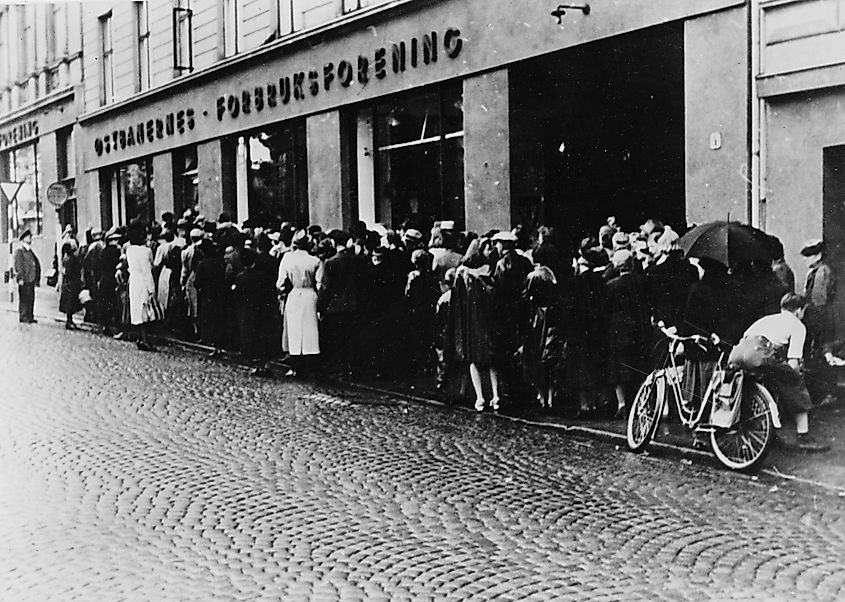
[13,230,40,324]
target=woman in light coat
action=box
[277,230,321,377]
[126,223,158,351]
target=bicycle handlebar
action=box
[656,321,721,349]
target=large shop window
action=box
[374,81,464,229]
[115,159,155,225]
[1,143,42,242]
[245,120,308,227]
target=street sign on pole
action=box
[46,182,68,208]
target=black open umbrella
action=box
[679,221,772,268]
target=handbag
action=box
[78,289,92,305]
[45,268,58,288]
[143,293,165,323]
[728,335,776,370]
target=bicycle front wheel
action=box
[627,375,663,453]
[710,382,774,472]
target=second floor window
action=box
[222,0,239,57]
[135,1,151,91]
[173,3,193,73]
[99,12,114,105]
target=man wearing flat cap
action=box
[801,239,838,405]
[13,230,41,323]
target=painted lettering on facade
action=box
[0,120,39,151]
[214,27,464,122]
[93,109,195,157]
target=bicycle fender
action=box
[758,384,782,429]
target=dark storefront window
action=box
[245,120,308,227]
[56,128,77,230]
[1,142,42,241]
[374,81,464,229]
[173,145,198,217]
[116,158,154,225]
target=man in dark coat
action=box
[492,231,533,395]
[317,230,361,376]
[82,229,105,323]
[13,230,41,323]
[97,229,122,334]
[801,239,838,406]
[233,249,276,376]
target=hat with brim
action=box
[800,239,824,256]
[440,220,455,231]
[189,228,204,240]
[106,227,122,241]
[404,229,423,240]
[18,229,32,241]
[492,231,518,243]
[268,232,281,242]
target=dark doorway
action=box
[510,23,685,248]
[823,145,845,340]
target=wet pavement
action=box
[2,313,845,601]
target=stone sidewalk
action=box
[5,287,845,493]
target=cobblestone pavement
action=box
[2,314,845,601]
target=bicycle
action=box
[626,323,782,472]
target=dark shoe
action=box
[65,323,79,331]
[796,433,830,453]
[613,406,627,420]
[208,349,222,358]
[136,341,156,352]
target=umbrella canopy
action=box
[679,221,772,268]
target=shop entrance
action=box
[823,145,845,340]
[510,23,685,247]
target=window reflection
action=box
[3,143,42,240]
[246,121,308,227]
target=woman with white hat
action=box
[277,230,321,376]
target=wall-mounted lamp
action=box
[551,3,591,24]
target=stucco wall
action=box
[306,110,344,230]
[765,89,845,285]
[684,5,749,226]
[463,68,510,233]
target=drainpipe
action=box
[749,0,762,229]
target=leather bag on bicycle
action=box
[711,371,745,428]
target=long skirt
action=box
[157,266,172,315]
[283,288,320,356]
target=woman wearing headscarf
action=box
[277,230,321,377]
[450,237,502,412]
[59,242,83,330]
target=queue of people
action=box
[21,212,839,449]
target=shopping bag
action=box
[711,370,744,428]
[78,289,92,305]
[143,293,165,323]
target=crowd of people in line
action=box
[18,209,839,448]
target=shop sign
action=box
[93,108,196,157]
[215,27,464,122]
[0,120,39,152]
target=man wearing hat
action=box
[13,230,41,323]
[82,228,105,323]
[801,239,838,406]
[492,230,533,397]
[97,228,123,334]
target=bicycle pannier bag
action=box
[728,335,776,370]
[711,371,744,428]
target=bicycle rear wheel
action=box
[627,375,663,453]
[710,382,774,472]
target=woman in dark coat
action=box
[522,261,567,411]
[451,237,502,412]
[59,242,83,330]
[605,250,652,417]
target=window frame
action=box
[98,11,114,106]
[172,6,194,73]
[135,1,151,92]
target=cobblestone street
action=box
[1,314,845,601]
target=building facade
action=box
[0,2,85,275]
[2,0,757,280]
[756,0,845,337]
